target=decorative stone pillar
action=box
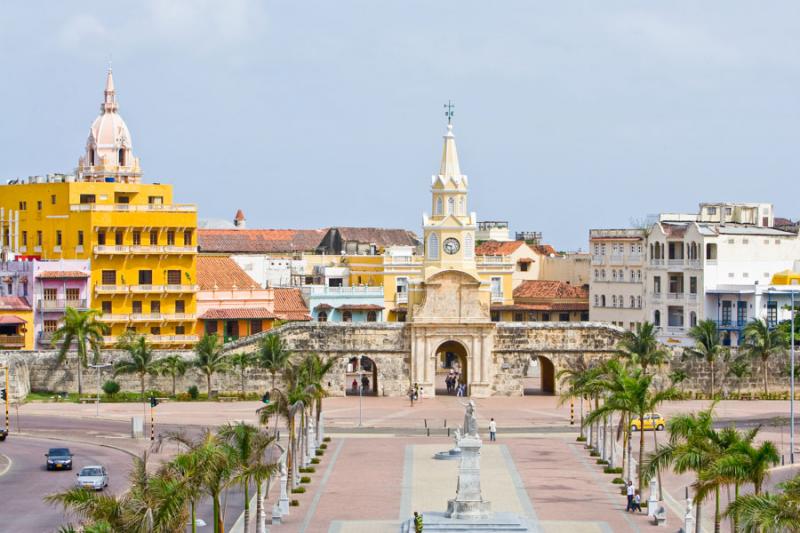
[306,418,316,465]
[278,458,290,516]
[648,479,658,518]
[317,412,325,445]
[445,434,491,520]
[683,497,694,532]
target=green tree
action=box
[194,334,229,397]
[725,353,751,396]
[51,308,107,396]
[157,355,187,397]
[726,473,800,532]
[556,355,589,439]
[299,352,336,440]
[686,319,727,398]
[218,422,278,533]
[113,333,160,402]
[258,333,290,392]
[585,362,678,494]
[617,321,669,374]
[229,352,256,399]
[669,369,688,393]
[743,318,788,395]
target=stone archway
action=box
[435,340,469,395]
[345,355,378,396]
[522,356,556,395]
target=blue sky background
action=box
[1,1,799,250]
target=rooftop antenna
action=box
[444,100,455,125]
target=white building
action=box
[591,202,800,346]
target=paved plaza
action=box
[4,396,800,532]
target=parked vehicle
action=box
[630,413,666,431]
[0,427,6,441]
[76,465,108,490]
[45,448,73,470]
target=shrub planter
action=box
[300,476,311,484]
[291,487,306,494]
[311,458,320,464]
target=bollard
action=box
[424,418,428,428]
[447,427,450,437]
[647,479,658,518]
[426,428,430,437]
[444,419,447,428]
[570,399,574,425]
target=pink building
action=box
[33,260,91,349]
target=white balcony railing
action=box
[687,293,698,302]
[71,204,197,213]
[130,313,164,322]
[130,284,164,293]
[479,255,510,264]
[668,259,685,267]
[591,255,604,265]
[650,259,664,266]
[666,327,685,335]
[667,292,684,300]
[164,245,198,254]
[396,292,408,304]
[95,284,129,294]
[164,284,200,293]
[98,314,130,323]
[305,286,383,296]
[609,254,624,265]
[130,245,163,254]
[627,254,643,265]
[687,260,701,269]
[491,293,504,303]
[162,313,196,321]
[651,292,663,301]
[94,245,130,254]
[37,298,88,311]
[147,335,199,344]
[706,259,718,266]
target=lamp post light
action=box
[88,363,112,417]
[358,362,364,428]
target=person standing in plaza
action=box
[413,511,423,532]
[625,480,634,512]
[489,417,497,441]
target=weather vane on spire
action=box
[444,100,455,125]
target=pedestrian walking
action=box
[489,418,497,442]
[625,481,634,512]
[632,491,642,513]
[413,511,423,532]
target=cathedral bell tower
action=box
[421,122,477,280]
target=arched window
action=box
[436,197,443,215]
[367,311,377,322]
[630,296,635,308]
[459,197,465,215]
[464,233,474,259]
[342,311,352,322]
[89,149,95,166]
[636,295,642,308]
[654,310,661,326]
[601,295,606,307]
[690,311,697,327]
[612,295,617,307]
[428,233,439,260]
[594,269,599,280]
[317,311,327,322]
[619,295,623,307]
[447,197,455,214]
[594,295,599,306]
[118,148,126,166]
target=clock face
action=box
[443,237,460,255]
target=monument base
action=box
[400,512,538,532]
[446,498,492,520]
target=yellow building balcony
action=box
[148,334,199,345]
[94,245,130,254]
[130,245,163,254]
[164,284,200,293]
[164,245,197,254]
[130,313,164,322]
[162,313,196,321]
[95,284,129,295]
[71,204,197,213]
[98,314,129,323]
[130,284,165,294]
[0,334,26,348]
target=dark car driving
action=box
[46,448,73,471]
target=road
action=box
[0,415,251,532]
[0,434,134,532]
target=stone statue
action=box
[459,399,478,438]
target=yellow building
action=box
[0,69,198,347]
[0,297,34,350]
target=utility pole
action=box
[3,366,9,435]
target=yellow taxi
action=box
[630,413,666,432]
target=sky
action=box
[1,1,799,251]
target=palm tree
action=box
[47,453,190,532]
[726,353,751,397]
[299,352,336,442]
[229,352,255,399]
[743,318,788,395]
[726,473,800,532]
[669,369,688,394]
[157,354,187,397]
[258,333,290,392]
[194,334,229,397]
[687,319,727,398]
[113,333,160,402]
[556,355,589,439]
[585,362,678,494]
[51,308,107,396]
[218,422,278,533]
[617,321,669,374]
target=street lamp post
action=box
[89,363,112,417]
[791,289,796,463]
[358,367,363,427]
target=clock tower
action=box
[421,122,478,280]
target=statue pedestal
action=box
[445,436,492,520]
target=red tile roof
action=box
[200,308,277,320]
[0,296,31,311]
[0,315,27,324]
[197,256,261,290]
[492,302,589,312]
[513,280,589,300]
[330,227,419,248]
[37,271,89,279]
[475,240,526,255]
[532,244,558,256]
[198,229,326,253]
[273,288,311,321]
[337,304,384,311]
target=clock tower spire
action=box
[422,111,477,279]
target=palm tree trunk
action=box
[638,410,645,494]
[207,374,212,398]
[764,357,769,395]
[241,368,246,399]
[76,359,83,396]
[710,358,715,398]
[172,373,177,397]
[579,396,585,439]
[288,416,295,489]
[732,483,739,533]
[140,374,145,403]
[242,481,250,533]
[213,493,222,533]
[256,480,265,533]
[652,427,661,500]
[622,414,628,481]
[191,499,197,533]
[714,485,721,533]
[695,499,702,533]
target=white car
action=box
[76,465,108,491]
